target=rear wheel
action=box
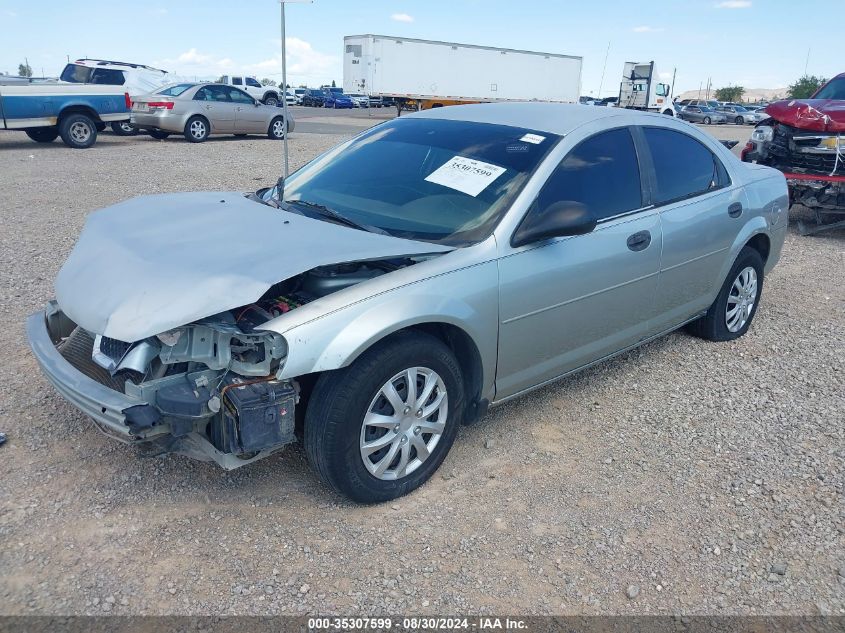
[184,116,209,142]
[148,129,170,140]
[687,247,764,342]
[267,117,286,140]
[25,127,59,143]
[263,95,279,107]
[111,121,138,136]
[59,113,97,149]
[305,331,464,503]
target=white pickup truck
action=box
[218,76,294,107]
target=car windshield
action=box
[814,77,845,100]
[275,118,559,245]
[155,83,195,96]
[60,64,93,83]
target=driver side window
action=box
[532,127,643,223]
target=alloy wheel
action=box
[272,120,285,138]
[69,121,91,143]
[726,266,758,332]
[359,367,448,481]
[190,120,206,139]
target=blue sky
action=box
[1,0,841,97]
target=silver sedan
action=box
[130,82,294,142]
[28,104,787,502]
[716,105,766,125]
[678,105,727,125]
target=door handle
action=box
[626,230,651,252]
[728,202,743,218]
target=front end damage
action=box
[28,257,424,469]
[27,191,450,468]
[742,99,845,234]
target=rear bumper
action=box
[130,112,188,133]
[26,304,143,442]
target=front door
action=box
[496,127,662,399]
[227,87,265,133]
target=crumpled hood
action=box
[765,99,845,132]
[55,191,450,342]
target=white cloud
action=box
[715,1,751,8]
[154,38,340,85]
[391,13,414,23]
[632,25,664,33]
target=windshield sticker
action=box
[425,155,507,197]
[519,133,546,144]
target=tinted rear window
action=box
[643,127,729,204]
[156,83,195,96]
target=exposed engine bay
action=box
[51,258,418,467]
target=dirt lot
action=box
[0,115,843,616]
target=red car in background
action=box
[742,73,845,234]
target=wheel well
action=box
[59,105,101,123]
[403,323,484,419]
[745,233,771,264]
[263,91,279,99]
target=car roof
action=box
[409,102,666,136]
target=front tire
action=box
[111,121,138,136]
[59,113,97,149]
[184,116,209,142]
[687,246,764,342]
[735,116,744,125]
[267,117,286,140]
[25,127,59,143]
[305,331,465,503]
[703,116,712,125]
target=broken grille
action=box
[57,327,128,392]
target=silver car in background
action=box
[131,83,294,142]
[27,104,787,503]
[716,105,766,125]
[678,105,728,125]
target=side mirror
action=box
[511,201,597,247]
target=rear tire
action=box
[59,113,97,149]
[263,95,279,107]
[148,129,170,140]
[25,127,59,143]
[111,121,138,136]
[304,331,465,503]
[687,246,764,342]
[184,116,209,142]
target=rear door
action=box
[495,127,662,398]
[194,85,235,132]
[638,126,743,331]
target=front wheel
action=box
[25,127,59,143]
[305,331,465,503]
[687,246,764,342]
[111,121,138,136]
[735,116,744,125]
[267,117,286,140]
[59,113,97,149]
[184,116,209,142]
[703,116,712,125]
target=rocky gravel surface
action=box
[0,127,843,616]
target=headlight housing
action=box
[751,126,774,143]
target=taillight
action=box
[147,101,175,111]
[124,92,132,109]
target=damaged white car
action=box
[28,104,787,502]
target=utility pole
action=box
[597,41,610,98]
[804,48,811,76]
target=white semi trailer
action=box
[343,34,582,111]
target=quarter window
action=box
[232,77,243,85]
[534,128,642,222]
[643,127,729,205]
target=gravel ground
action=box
[0,123,843,617]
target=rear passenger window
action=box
[535,128,642,222]
[644,127,729,204]
[233,77,243,85]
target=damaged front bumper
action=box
[26,302,295,470]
